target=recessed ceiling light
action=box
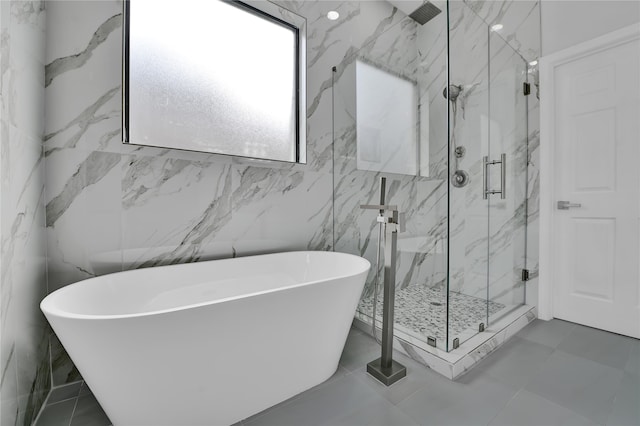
[490,23,503,32]
[327,10,339,21]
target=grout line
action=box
[486,387,523,425]
[67,396,80,426]
[31,388,53,426]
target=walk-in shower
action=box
[332,0,531,369]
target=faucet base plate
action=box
[366,358,407,386]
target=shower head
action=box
[409,1,442,25]
[443,84,462,102]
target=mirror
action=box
[123,0,307,163]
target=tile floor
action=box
[35,319,639,426]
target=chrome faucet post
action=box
[359,179,407,386]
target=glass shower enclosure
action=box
[332,0,529,353]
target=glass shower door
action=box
[446,1,529,350]
[486,32,529,325]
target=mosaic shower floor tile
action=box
[358,287,505,344]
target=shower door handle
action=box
[483,153,506,199]
[482,156,488,200]
[499,153,506,200]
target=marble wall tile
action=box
[42,0,423,386]
[464,0,540,62]
[120,154,234,269]
[1,1,49,424]
[45,149,124,286]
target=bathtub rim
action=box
[41,250,370,321]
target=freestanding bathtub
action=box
[41,251,370,425]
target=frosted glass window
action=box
[123,0,306,163]
[356,60,418,176]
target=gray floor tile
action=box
[241,391,302,424]
[606,372,640,426]
[78,381,93,397]
[474,336,554,390]
[47,382,83,405]
[35,399,76,426]
[398,372,516,426]
[516,319,576,349]
[489,390,597,426]
[245,372,385,426]
[339,330,381,372]
[557,324,635,369]
[352,352,442,406]
[69,394,111,426]
[242,366,349,423]
[35,325,638,426]
[624,340,640,376]
[326,397,419,426]
[525,350,624,425]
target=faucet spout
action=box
[359,204,398,212]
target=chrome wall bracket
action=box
[483,153,506,199]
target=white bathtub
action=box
[41,251,370,425]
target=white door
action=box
[551,33,640,338]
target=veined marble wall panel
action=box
[45,148,124,290]
[416,7,449,181]
[464,0,540,62]
[120,155,235,270]
[43,0,423,386]
[0,1,49,425]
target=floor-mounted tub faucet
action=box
[360,177,407,386]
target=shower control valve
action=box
[361,204,405,233]
[375,212,405,233]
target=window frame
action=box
[122,0,307,163]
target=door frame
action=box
[538,23,640,321]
